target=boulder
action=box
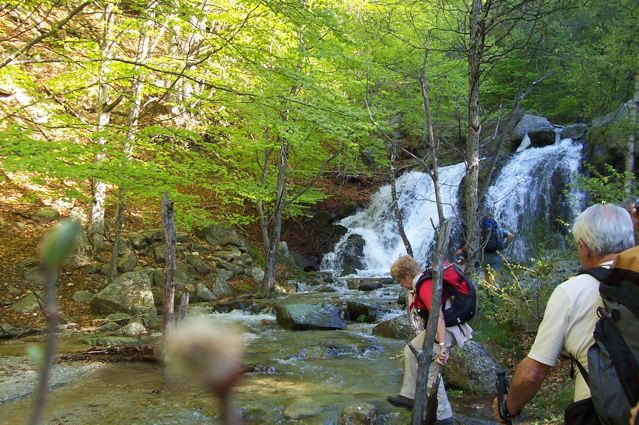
[11,293,41,313]
[72,290,94,303]
[275,280,298,294]
[142,229,164,244]
[196,224,245,248]
[105,312,131,325]
[346,301,378,323]
[341,234,365,276]
[35,207,60,222]
[95,321,121,333]
[358,282,382,292]
[275,302,346,330]
[117,319,147,337]
[117,251,137,272]
[90,271,157,321]
[195,282,216,302]
[128,232,147,250]
[185,253,212,275]
[211,279,232,298]
[338,402,381,425]
[444,341,502,395]
[154,245,167,263]
[510,114,554,143]
[250,267,265,285]
[372,315,412,340]
[211,248,242,262]
[315,285,337,293]
[176,231,189,243]
[561,123,588,140]
[191,243,210,253]
[591,100,632,129]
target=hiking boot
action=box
[387,395,414,409]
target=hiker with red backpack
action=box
[387,255,476,424]
[492,203,637,425]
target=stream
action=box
[0,284,498,425]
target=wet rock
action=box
[129,232,147,250]
[444,341,501,395]
[11,293,41,313]
[346,301,378,323]
[372,315,412,340]
[275,302,346,330]
[338,402,381,425]
[315,285,337,293]
[341,234,365,276]
[250,267,265,285]
[275,280,298,294]
[195,282,216,301]
[80,336,141,347]
[358,282,382,292]
[72,290,94,303]
[185,253,212,275]
[510,114,554,143]
[196,224,244,248]
[35,207,59,221]
[283,400,322,420]
[561,123,588,140]
[90,271,157,321]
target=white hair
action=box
[572,204,635,257]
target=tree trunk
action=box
[109,5,157,282]
[89,2,116,250]
[420,51,445,225]
[389,135,413,256]
[626,74,639,194]
[262,139,288,293]
[178,290,189,321]
[162,193,177,333]
[411,220,452,425]
[464,0,485,269]
[258,149,273,254]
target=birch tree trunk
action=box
[89,2,116,250]
[626,74,639,194]
[464,0,485,269]
[109,5,158,282]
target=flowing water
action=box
[321,163,466,276]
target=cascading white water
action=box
[321,162,466,276]
[485,138,584,261]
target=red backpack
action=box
[414,263,477,327]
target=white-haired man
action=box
[492,204,635,424]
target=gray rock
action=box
[250,267,265,285]
[561,123,588,140]
[358,282,382,292]
[315,285,337,293]
[185,253,212,275]
[176,232,189,243]
[142,229,164,244]
[152,268,165,287]
[196,224,245,248]
[117,319,147,336]
[191,243,210,253]
[275,280,298,294]
[72,290,94,303]
[0,322,17,338]
[95,321,121,333]
[11,293,41,313]
[35,207,59,221]
[90,271,157,321]
[277,241,289,257]
[510,114,554,142]
[444,341,502,395]
[118,251,137,272]
[154,245,167,263]
[591,100,632,129]
[275,302,346,330]
[338,402,381,425]
[22,267,43,286]
[211,248,242,262]
[211,280,232,298]
[129,232,147,250]
[195,282,217,302]
[372,315,412,340]
[341,234,365,276]
[346,301,378,323]
[105,312,131,324]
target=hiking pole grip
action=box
[496,370,513,425]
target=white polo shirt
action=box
[528,261,613,402]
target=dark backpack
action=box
[482,218,505,253]
[414,263,477,327]
[575,246,639,425]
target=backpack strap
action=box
[571,355,590,385]
[578,267,611,283]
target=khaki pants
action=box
[400,330,453,420]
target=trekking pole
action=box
[496,369,514,425]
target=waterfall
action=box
[485,138,583,261]
[321,162,466,277]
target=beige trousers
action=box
[399,330,453,420]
